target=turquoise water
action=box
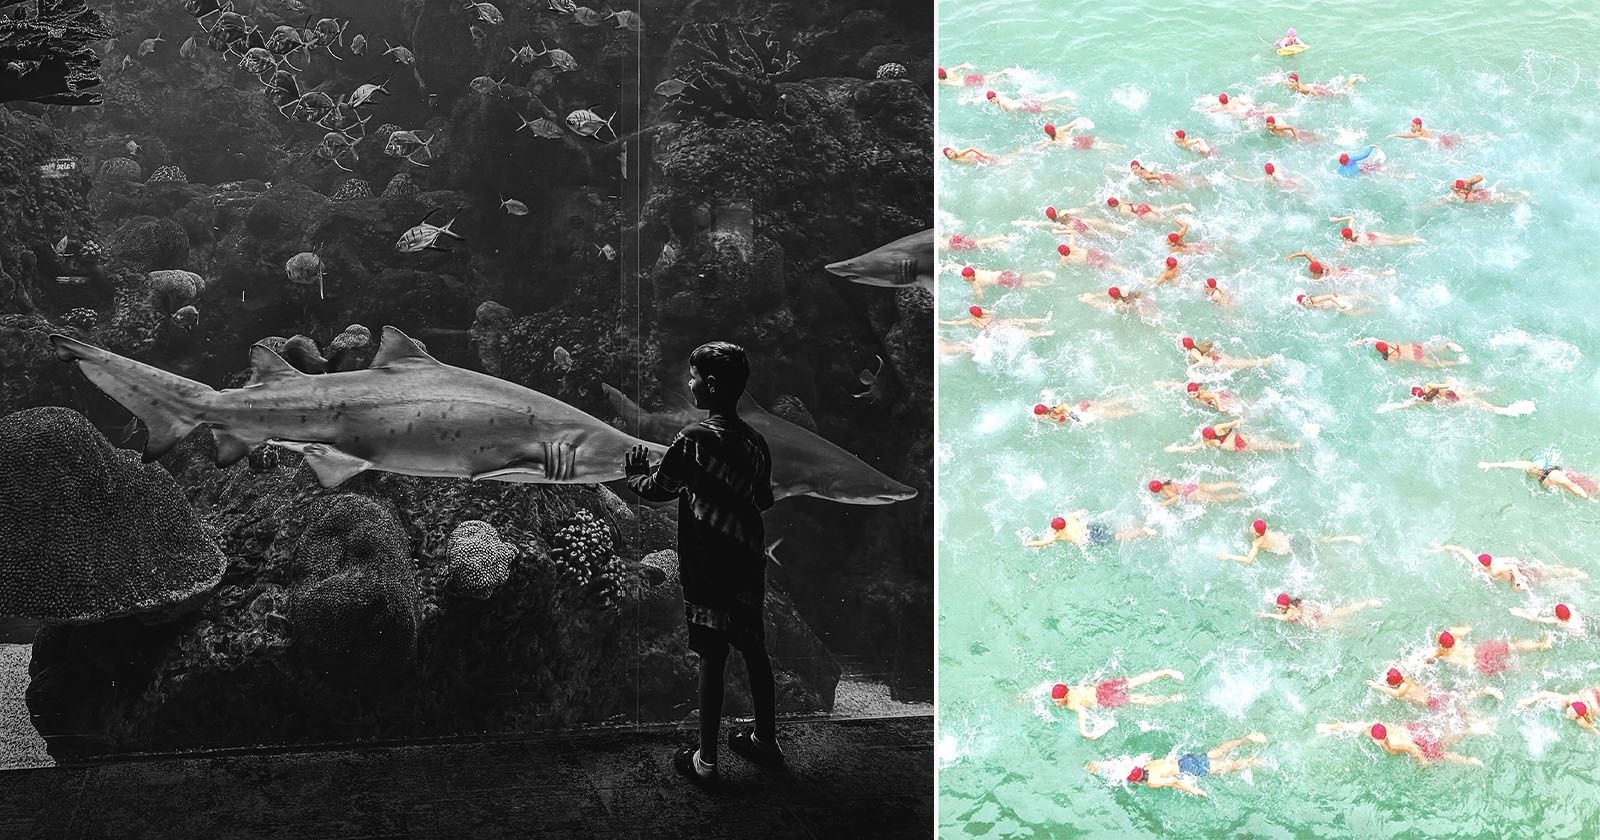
[935,1,1600,837]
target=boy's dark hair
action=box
[690,341,749,397]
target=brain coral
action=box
[146,165,187,184]
[98,157,142,181]
[0,407,225,624]
[330,178,372,201]
[444,520,516,599]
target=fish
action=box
[125,140,141,156]
[515,113,565,138]
[384,130,435,166]
[350,33,367,55]
[500,195,529,215]
[119,55,137,72]
[594,243,616,261]
[823,228,934,290]
[468,24,487,50]
[139,33,164,56]
[179,35,198,59]
[508,43,539,64]
[50,327,668,486]
[653,78,689,96]
[571,6,604,26]
[609,10,641,30]
[172,305,200,331]
[548,0,576,11]
[395,208,466,253]
[564,107,615,140]
[852,355,887,402]
[6,59,41,76]
[553,346,572,370]
[463,2,503,24]
[184,0,230,18]
[533,41,577,71]
[349,79,391,108]
[469,75,506,95]
[602,383,918,505]
[383,39,415,65]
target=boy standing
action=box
[623,342,781,786]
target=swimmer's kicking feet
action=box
[1049,671,1185,739]
[1023,511,1156,548]
[1428,625,1552,675]
[1147,478,1245,506]
[1089,733,1267,797]
[1257,592,1381,627]
[1478,457,1598,500]
[940,304,1055,337]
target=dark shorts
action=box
[685,599,765,655]
[1178,752,1211,777]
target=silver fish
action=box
[594,242,616,261]
[824,228,934,290]
[500,195,529,215]
[534,41,576,71]
[172,305,200,331]
[852,355,887,402]
[51,327,666,486]
[508,43,539,64]
[395,209,466,253]
[515,113,565,138]
[609,10,641,31]
[564,108,615,140]
[463,1,503,24]
[548,0,576,11]
[383,40,415,65]
[179,35,198,59]
[469,75,505,95]
[604,384,917,505]
[653,78,688,96]
[138,33,164,56]
[350,80,390,108]
[350,33,367,55]
[571,6,604,26]
[553,346,572,370]
[125,140,141,156]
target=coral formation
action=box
[0,0,111,106]
[97,157,141,181]
[468,300,513,374]
[331,178,372,201]
[0,406,224,624]
[669,24,801,123]
[875,62,907,79]
[145,165,186,184]
[380,172,419,201]
[547,509,625,610]
[444,520,516,599]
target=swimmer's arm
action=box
[1165,441,1205,453]
[1465,174,1484,188]
[1157,495,1180,508]
[1076,708,1097,739]
[1364,680,1403,698]
[1350,145,1376,163]
[937,318,973,325]
[1172,219,1188,240]
[1509,607,1558,625]
[1022,535,1058,547]
[1328,216,1355,224]
[1516,691,1565,708]
[1227,172,1265,182]
[1429,543,1473,561]
[1212,419,1242,433]
[1578,717,1599,733]
[1478,460,1535,471]
[1256,611,1293,622]
[1285,252,1312,262]
[1442,752,1484,766]
[1173,778,1208,798]
[1449,624,1473,637]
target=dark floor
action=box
[0,715,933,839]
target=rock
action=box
[104,215,188,271]
[98,157,141,181]
[146,165,187,184]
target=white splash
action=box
[1113,83,1148,112]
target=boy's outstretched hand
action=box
[624,444,653,476]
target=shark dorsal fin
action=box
[370,325,440,368]
[247,343,304,385]
[737,392,770,416]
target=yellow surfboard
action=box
[1277,43,1310,55]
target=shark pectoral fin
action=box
[370,326,442,368]
[473,442,577,483]
[246,343,304,386]
[268,440,373,486]
[212,429,254,466]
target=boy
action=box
[623,341,780,787]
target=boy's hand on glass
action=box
[624,445,652,475]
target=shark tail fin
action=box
[50,333,214,460]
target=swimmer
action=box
[1294,292,1372,316]
[985,88,1076,114]
[1147,478,1245,506]
[1335,146,1381,177]
[1510,603,1584,636]
[1028,117,1122,153]
[1206,92,1261,120]
[1430,543,1587,592]
[939,304,1055,337]
[1172,129,1213,156]
[1159,380,1235,414]
[1367,668,1502,714]
[1284,72,1361,97]
[1032,397,1140,425]
[1429,174,1529,206]
[1151,256,1182,285]
[1517,687,1600,732]
[1273,28,1306,51]
[1056,239,1129,273]
[1105,196,1194,221]
[936,63,1014,88]
[938,233,1016,253]
[1328,217,1426,247]
[1129,159,1189,188]
[1376,379,1535,415]
[946,264,1055,300]
[1012,205,1129,238]
[1166,218,1210,254]
[1023,511,1155,548]
[1216,518,1290,563]
[1386,117,1463,148]
[1262,115,1300,140]
[1257,592,1381,627]
[1428,625,1552,675]
[1289,252,1398,280]
[1227,161,1301,190]
[1078,286,1156,317]
[1178,336,1272,370]
[942,146,1000,165]
[1316,721,1491,767]
[1201,276,1226,306]
[1050,670,1185,739]
[1477,456,1599,500]
[1167,422,1302,456]
[1089,733,1267,798]
[1352,338,1466,367]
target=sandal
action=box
[728,728,786,768]
[673,745,719,788]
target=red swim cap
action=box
[1168,232,1182,243]
[1218,93,1229,104]
[1181,336,1195,348]
[1341,227,1355,239]
[1044,123,1056,137]
[1253,519,1267,535]
[1050,516,1067,531]
[1308,261,1324,275]
[942,147,953,155]
[1557,603,1572,621]
[1166,256,1178,268]
[961,266,976,278]
[1130,160,1140,169]
[1370,723,1386,740]
[1175,129,1186,139]
[1385,668,1403,686]
[968,305,984,317]
[1288,73,1298,81]
[1454,179,1466,189]
[1201,426,1217,439]
[1148,480,1164,493]
[1046,206,1058,219]
[1058,244,1071,256]
[1576,701,1590,717]
[1266,116,1276,124]
[937,67,946,78]
[1339,153,1350,165]
[1478,553,1492,567]
[1033,403,1048,415]
[1127,767,1144,782]
[1264,162,1275,174]
[1374,341,1389,354]
[1206,277,1217,288]
[1296,294,1306,303]
[1107,286,1120,299]
[986,90,997,100]
[1438,630,1455,648]
[1276,593,1291,607]
[1411,386,1424,397]
[1106,197,1119,207]
[1051,683,1068,700]
[1186,382,1199,393]
[1412,117,1422,125]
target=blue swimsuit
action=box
[1337,146,1376,177]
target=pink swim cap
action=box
[1148,480,1164,493]
[1412,117,1422,126]
[1253,519,1267,535]
[1050,516,1067,531]
[1218,93,1229,104]
[1127,767,1144,782]
[1175,129,1186,139]
[961,266,975,277]
[968,305,984,317]
[1168,232,1181,243]
[1386,668,1403,686]
[1033,403,1048,415]
[1276,593,1291,607]
[1478,553,1492,567]
[1454,179,1466,189]
[1341,227,1355,239]
[986,90,997,100]
[942,147,953,155]
[1181,336,1195,348]
[1339,153,1350,165]
[1186,382,1199,393]
[1438,630,1455,648]
[1576,701,1590,717]
[1130,160,1140,169]
[1264,162,1275,174]
[1288,73,1298,81]
[1201,426,1217,439]
[1308,261,1324,274]
[1370,723,1387,740]
[1044,123,1056,137]
[1051,683,1068,700]
[1374,340,1389,354]
[1058,244,1071,257]
[1557,604,1572,621]
[1166,256,1178,268]
[1045,206,1058,219]
[1205,277,1217,288]
[1266,116,1276,124]
[1106,197,1119,207]
[1107,286,1120,298]
[1411,386,1424,397]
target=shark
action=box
[50,326,666,487]
[823,228,934,291]
[602,383,918,506]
